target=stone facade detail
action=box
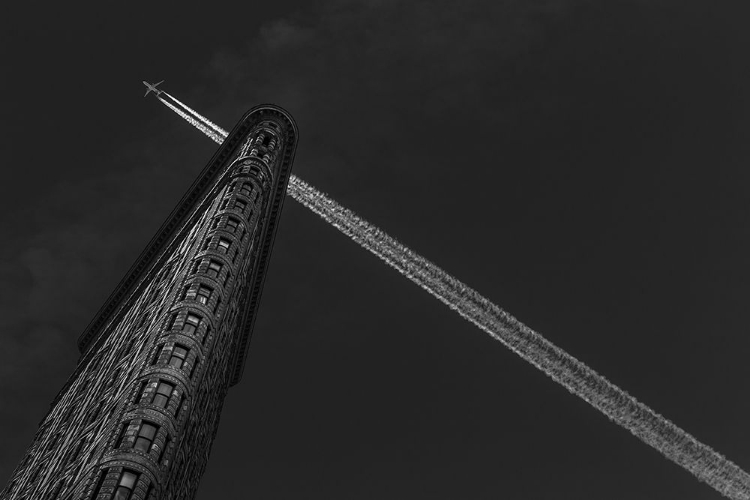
[1,106,297,500]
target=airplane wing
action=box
[142,80,164,97]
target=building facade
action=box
[1,105,298,500]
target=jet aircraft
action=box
[142,80,164,97]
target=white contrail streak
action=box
[158,95,750,500]
[162,91,225,135]
[156,96,224,144]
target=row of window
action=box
[201,235,242,265]
[228,179,258,200]
[250,149,274,165]
[181,285,220,313]
[211,214,248,240]
[191,258,231,286]
[235,164,271,191]
[202,235,231,253]
[139,379,182,415]
[254,131,277,149]
[133,422,158,454]
[152,344,195,375]
[166,309,212,347]
[219,197,250,214]
[237,182,253,198]
[112,424,169,493]
[118,419,171,462]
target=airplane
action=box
[143,80,164,97]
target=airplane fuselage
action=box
[143,80,164,97]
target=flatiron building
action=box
[0,105,298,500]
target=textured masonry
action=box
[0,105,298,500]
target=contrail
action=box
[156,96,225,144]
[157,94,750,500]
[162,91,225,135]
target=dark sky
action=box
[2,1,750,498]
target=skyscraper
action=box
[1,105,298,500]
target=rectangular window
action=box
[232,247,239,263]
[219,198,229,210]
[134,422,158,453]
[226,217,240,233]
[169,345,188,369]
[183,313,201,334]
[218,238,230,253]
[207,260,222,278]
[202,237,212,251]
[113,469,139,500]
[189,360,198,379]
[196,285,212,305]
[239,184,251,197]
[152,381,175,408]
[214,297,221,315]
[211,218,220,230]
[234,199,247,212]
[223,272,231,288]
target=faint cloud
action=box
[260,19,314,51]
